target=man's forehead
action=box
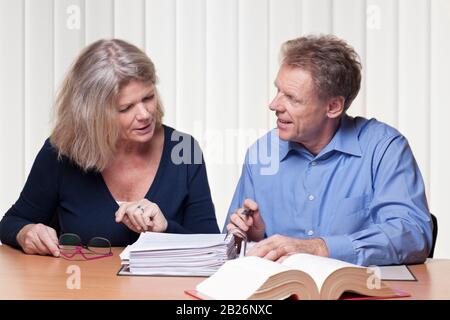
[276,65,314,89]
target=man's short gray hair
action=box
[281,35,362,111]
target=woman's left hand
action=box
[115,199,168,233]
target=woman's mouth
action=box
[134,123,152,134]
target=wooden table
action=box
[1,245,449,299]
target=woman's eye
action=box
[143,94,154,102]
[119,105,131,113]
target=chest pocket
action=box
[328,194,372,235]
[338,194,371,215]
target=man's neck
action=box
[300,118,341,156]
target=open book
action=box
[187,253,408,300]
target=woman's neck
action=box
[115,125,163,157]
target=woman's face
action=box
[116,80,158,144]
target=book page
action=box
[376,265,416,281]
[120,232,231,260]
[281,254,363,292]
[196,256,291,300]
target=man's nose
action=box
[269,93,285,112]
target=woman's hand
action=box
[16,223,60,257]
[115,199,168,233]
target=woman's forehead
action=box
[117,81,154,105]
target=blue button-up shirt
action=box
[225,115,432,266]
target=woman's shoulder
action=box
[35,138,69,167]
[163,124,196,139]
[162,124,204,165]
[163,124,201,148]
[38,138,60,160]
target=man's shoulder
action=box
[352,116,402,143]
[246,128,279,153]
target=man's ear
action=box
[326,96,345,119]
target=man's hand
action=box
[246,234,329,261]
[16,223,60,257]
[226,198,266,242]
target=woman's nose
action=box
[136,102,150,120]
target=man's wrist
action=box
[313,238,329,257]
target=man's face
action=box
[269,64,328,145]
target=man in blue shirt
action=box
[225,35,432,266]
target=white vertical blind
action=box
[85,0,114,43]
[0,0,449,257]
[175,0,205,134]
[24,0,54,173]
[0,0,24,217]
[333,0,366,117]
[302,0,332,34]
[398,0,430,198]
[145,0,176,127]
[430,0,450,258]
[366,0,398,127]
[114,0,145,48]
[268,0,300,129]
[237,0,269,169]
[205,0,239,227]
[54,0,85,89]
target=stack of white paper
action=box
[119,232,237,276]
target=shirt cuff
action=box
[321,234,357,265]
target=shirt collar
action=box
[330,114,362,157]
[278,114,362,162]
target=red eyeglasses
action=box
[58,233,113,260]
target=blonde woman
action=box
[0,39,219,256]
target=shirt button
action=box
[308,195,315,201]
[311,161,317,166]
[307,230,314,236]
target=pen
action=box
[241,208,254,216]
[238,209,254,258]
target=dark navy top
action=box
[0,125,219,248]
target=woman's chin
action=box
[133,122,156,141]
[134,130,154,143]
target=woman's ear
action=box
[326,96,345,119]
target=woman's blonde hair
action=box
[50,39,164,172]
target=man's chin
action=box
[276,129,293,142]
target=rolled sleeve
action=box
[321,234,357,265]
